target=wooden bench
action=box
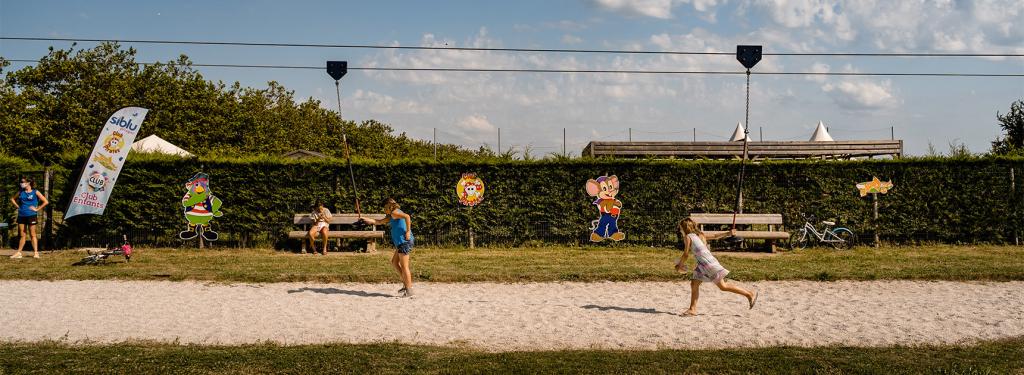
[688,213,789,252]
[288,213,386,252]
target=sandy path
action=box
[1,280,1022,351]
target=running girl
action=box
[360,198,415,297]
[676,218,757,315]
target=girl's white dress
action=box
[689,233,729,282]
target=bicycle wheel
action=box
[790,228,809,250]
[830,228,855,250]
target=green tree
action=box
[992,99,1024,155]
[0,43,482,162]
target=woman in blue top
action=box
[10,177,48,259]
[361,198,415,297]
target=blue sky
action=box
[2,0,1023,155]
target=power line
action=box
[5,59,1023,77]
[3,36,1024,58]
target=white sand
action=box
[1,280,1022,351]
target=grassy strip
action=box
[1,338,1022,374]
[1,245,1022,283]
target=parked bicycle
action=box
[790,214,855,250]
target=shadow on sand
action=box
[287,287,392,298]
[581,304,680,316]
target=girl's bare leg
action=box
[15,224,26,254]
[390,252,402,275]
[306,228,317,253]
[319,227,329,253]
[715,279,754,304]
[684,279,701,315]
[398,253,412,290]
[29,225,39,256]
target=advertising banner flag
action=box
[65,107,149,218]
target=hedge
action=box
[2,155,1022,248]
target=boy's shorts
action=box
[396,239,414,254]
[17,216,38,225]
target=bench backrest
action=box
[294,213,387,225]
[688,213,783,225]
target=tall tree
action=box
[992,99,1024,155]
[0,43,479,163]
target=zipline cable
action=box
[5,59,1022,77]
[4,36,1024,58]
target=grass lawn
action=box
[1,338,1022,374]
[1,245,1022,283]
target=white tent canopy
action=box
[728,122,751,142]
[131,134,194,157]
[809,121,835,142]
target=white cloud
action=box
[590,0,677,19]
[750,0,1024,54]
[821,80,898,111]
[351,90,433,115]
[347,0,1023,154]
[805,62,829,83]
[545,20,590,32]
[456,114,497,133]
[588,0,730,20]
[562,34,584,44]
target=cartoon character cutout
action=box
[102,131,126,153]
[179,173,224,241]
[91,154,118,171]
[86,171,109,193]
[856,177,894,197]
[457,173,485,206]
[586,175,625,242]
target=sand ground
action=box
[1,280,1021,351]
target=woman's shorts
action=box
[395,239,414,254]
[17,216,38,225]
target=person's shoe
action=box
[610,232,626,241]
[399,288,414,298]
[32,253,40,259]
[397,287,407,295]
[9,252,23,259]
[590,233,603,242]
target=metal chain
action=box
[335,80,362,215]
[744,69,751,142]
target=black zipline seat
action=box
[582,140,902,159]
[288,213,386,253]
[689,213,789,252]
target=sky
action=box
[1,0,1023,156]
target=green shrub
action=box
[4,155,1021,247]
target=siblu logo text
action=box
[109,116,139,131]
